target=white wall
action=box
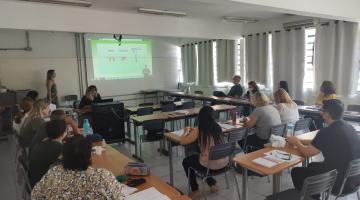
[0,29,80,104]
[0,1,243,40]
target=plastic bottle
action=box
[287,122,295,136]
[83,119,91,136]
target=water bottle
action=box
[287,122,295,136]
[83,119,91,136]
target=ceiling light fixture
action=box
[223,16,258,23]
[21,0,92,7]
[137,7,187,17]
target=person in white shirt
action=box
[13,97,33,133]
[273,88,299,124]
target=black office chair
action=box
[213,91,227,97]
[332,158,360,200]
[292,118,313,136]
[73,100,80,109]
[180,101,195,109]
[140,119,165,159]
[139,102,154,107]
[266,169,338,200]
[137,107,153,116]
[293,100,305,106]
[347,105,360,112]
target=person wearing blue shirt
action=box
[227,75,243,98]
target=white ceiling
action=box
[84,0,286,21]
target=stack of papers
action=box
[124,187,170,200]
[175,110,190,115]
[218,123,236,131]
[252,150,301,168]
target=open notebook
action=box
[124,187,170,200]
[252,150,301,168]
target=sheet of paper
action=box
[172,130,184,137]
[264,150,301,163]
[218,123,236,130]
[124,187,170,200]
[122,184,138,196]
[252,157,278,168]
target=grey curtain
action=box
[181,44,197,83]
[197,41,214,86]
[216,39,236,82]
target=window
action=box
[303,28,316,90]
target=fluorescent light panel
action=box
[22,0,92,7]
[223,16,258,23]
[137,7,186,17]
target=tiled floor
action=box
[0,131,358,200]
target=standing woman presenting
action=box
[46,70,58,106]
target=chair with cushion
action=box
[139,119,165,159]
[292,118,313,136]
[347,105,360,112]
[266,169,338,200]
[187,142,240,200]
[332,158,360,200]
[137,107,153,116]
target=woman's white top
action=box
[274,103,299,124]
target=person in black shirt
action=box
[227,75,243,98]
[29,119,67,187]
[287,99,360,196]
[79,85,102,109]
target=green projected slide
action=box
[90,39,152,80]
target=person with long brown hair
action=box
[245,81,260,100]
[315,81,337,105]
[273,88,299,124]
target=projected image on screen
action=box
[90,39,152,80]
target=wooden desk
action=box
[130,104,236,161]
[92,144,190,200]
[164,122,244,186]
[233,146,303,200]
[298,106,360,122]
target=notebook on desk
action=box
[124,187,170,200]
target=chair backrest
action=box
[161,103,176,112]
[208,142,235,161]
[194,90,204,95]
[181,101,195,109]
[213,91,227,97]
[301,169,338,200]
[139,102,154,107]
[64,95,78,101]
[143,119,165,134]
[270,124,287,137]
[228,127,248,143]
[137,107,153,116]
[336,158,360,196]
[347,105,360,112]
[293,118,312,135]
[293,100,305,106]
[73,100,80,109]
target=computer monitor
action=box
[98,98,114,103]
[92,102,125,143]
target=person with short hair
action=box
[227,75,243,98]
[31,135,125,199]
[315,81,337,105]
[26,90,39,101]
[13,97,33,133]
[240,92,281,150]
[273,88,299,124]
[29,120,67,187]
[287,99,360,196]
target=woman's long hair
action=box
[198,106,223,148]
[274,89,296,107]
[24,99,49,126]
[248,81,259,93]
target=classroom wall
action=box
[0,1,243,40]
[0,29,80,104]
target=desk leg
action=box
[273,173,282,194]
[132,124,143,162]
[302,157,309,167]
[168,138,174,186]
[242,168,248,200]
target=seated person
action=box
[287,99,360,197]
[31,135,125,199]
[31,109,81,148]
[26,90,39,101]
[227,75,243,98]
[13,97,34,134]
[244,81,259,101]
[240,92,281,150]
[315,81,337,105]
[273,88,299,124]
[79,85,102,110]
[29,120,67,187]
[181,106,228,199]
[19,99,50,148]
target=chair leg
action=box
[224,172,229,189]
[234,174,242,200]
